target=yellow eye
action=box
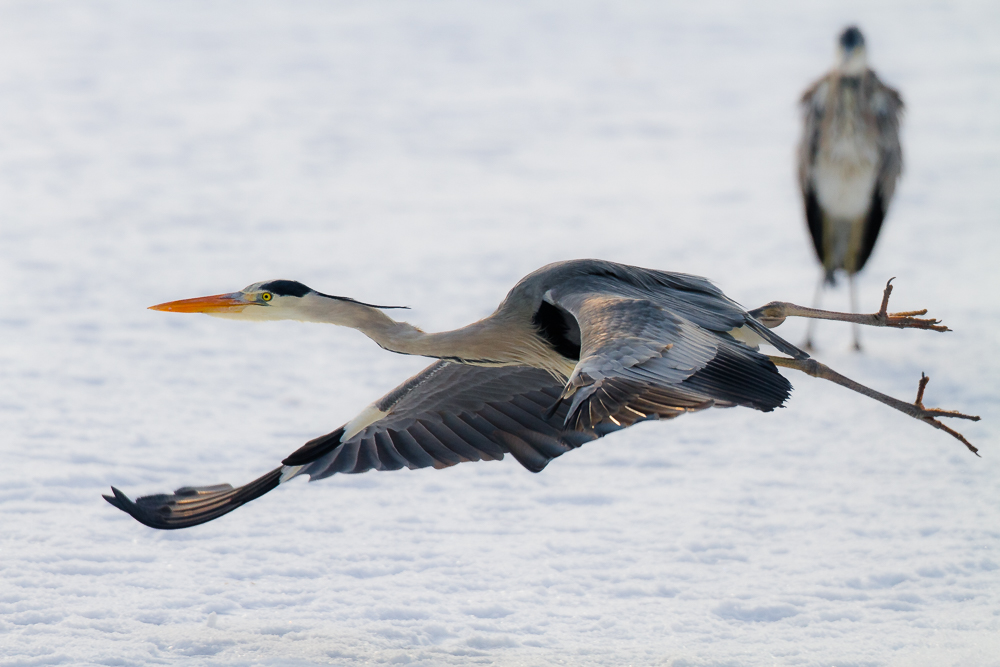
[261,292,272,302]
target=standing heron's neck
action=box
[838,48,867,76]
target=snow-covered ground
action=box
[2,1,998,665]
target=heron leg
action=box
[848,273,861,351]
[803,274,825,351]
[768,356,980,455]
[749,279,949,332]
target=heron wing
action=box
[868,70,903,205]
[856,70,903,272]
[287,361,613,479]
[547,288,792,431]
[104,361,621,529]
[798,76,829,263]
[542,261,805,358]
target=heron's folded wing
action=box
[797,76,829,265]
[548,291,792,430]
[104,361,621,529]
[552,261,805,359]
[857,72,904,272]
[869,71,903,204]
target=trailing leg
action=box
[803,273,825,351]
[848,273,861,351]
[750,279,949,332]
[768,356,980,455]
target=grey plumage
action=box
[798,26,903,283]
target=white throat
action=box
[838,47,867,76]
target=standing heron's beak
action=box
[149,292,250,314]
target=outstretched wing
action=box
[546,286,793,431]
[104,361,627,530]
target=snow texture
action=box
[1,1,999,665]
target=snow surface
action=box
[2,1,999,665]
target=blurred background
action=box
[1,1,998,665]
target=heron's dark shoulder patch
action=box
[260,280,313,297]
[533,300,581,361]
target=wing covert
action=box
[547,291,792,430]
[292,361,613,480]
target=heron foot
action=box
[871,279,950,331]
[911,373,981,455]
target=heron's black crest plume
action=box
[322,295,409,310]
[259,279,409,310]
[260,280,313,297]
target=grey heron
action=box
[798,26,904,350]
[104,259,977,530]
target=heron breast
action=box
[813,142,878,220]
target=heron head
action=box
[149,279,318,321]
[837,26,867,75]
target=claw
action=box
[912,373,981,456]
[875,280,950,331]
[914,372,929,406]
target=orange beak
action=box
[149,292,249,314]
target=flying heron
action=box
[104,259,977,529]
[798,26,904,350]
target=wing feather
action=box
[102,468,283,530]
[373,432,408,471]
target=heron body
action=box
[799,27,903,283]
[106,259,807,529]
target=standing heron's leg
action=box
[767,356,980,454]
[848,273,862,351]
[749,279,949,333]
[803,273,826,351]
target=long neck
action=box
[298,293,558,369]
[838,47,867,76]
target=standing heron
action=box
[798,26,904,350]
[104,259,977,530]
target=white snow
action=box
[1,1,998,665]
